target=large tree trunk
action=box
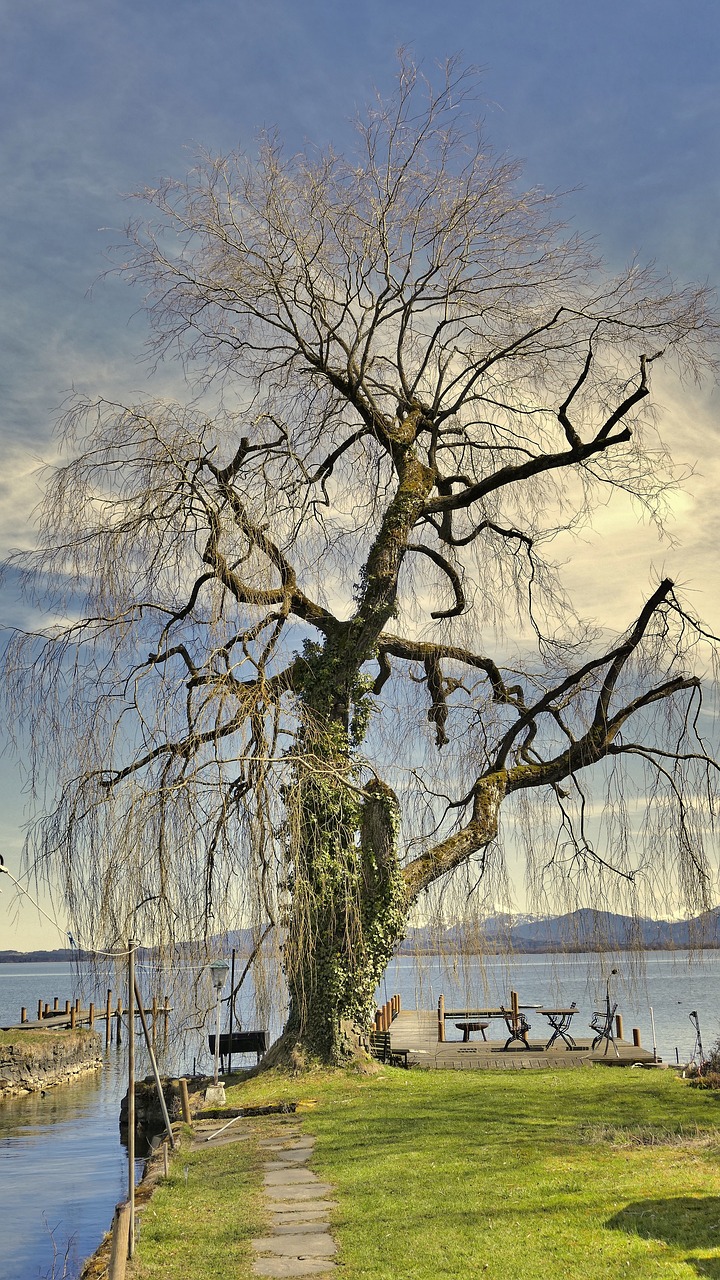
[282,749,408,1063]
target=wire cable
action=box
[0,864,134,957]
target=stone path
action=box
[252,1126,337,1278]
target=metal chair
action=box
[590,1001,619,1056]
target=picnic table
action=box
[454,1020,490,1042]
[441,991,538,1050]
[537,1004,579,1050]
[441,992,581,1051]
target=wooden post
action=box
[70,1005,76,1029]
[75,997,80,1012]
[128,941,137,1258]
[151,995,157,1050]
[374,1009,382,1031]
[162,1140,169,1178]
[108,1201,131,1280]
[106,989,113,1049]
[53,997,59,1012]
[632,1027,642,1048]
[179,1077,192,1124]
[44,1003,50,1018]
[37,1000,43,1021]
[163,995,170,1043]
[116,999,123,1045]
[615,1013,624,1041]
[133,977,175,1148]
[64,1000,70,1015]
[20,1007,27,1024]
[438,994,445,1042]
[89,1002,95,1029]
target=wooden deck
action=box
[388,1009,659,1069]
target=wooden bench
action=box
[208,1030,268,1067]
[368,1031,410,1068]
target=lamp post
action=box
[209,960,230,1086]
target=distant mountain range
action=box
[4,908,720,963]
[398,907,720,953]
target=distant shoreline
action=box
[4,941,720,964]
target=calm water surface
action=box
[2,951,720,1277]
[0,963,179,1280]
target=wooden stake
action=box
[106,989,112,1049]
[20,1007,27,1024]
[108,1201,131,1280]
[89,1002,95,1029]
[128,941,136,1258]
[179,1077,191,1124]
[615,1013,624,1041]
[438,994,445,1042]
[37,1000,43,1021]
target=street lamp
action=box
[209,960,230,1086]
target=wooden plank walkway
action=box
[388,1009,658,1069]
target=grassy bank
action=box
[127,1124,268,1280]
[0,1027,87,1046]
[130,1066,720,1279]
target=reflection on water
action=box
[0,1053,136,1280]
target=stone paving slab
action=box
[265,1183,334,1201]
[270,1222,330,1235]
[253,1118,337,1279]
[264,1168,319,1184]
[264,1154,316,1168]
[257,1141,313,1152]
[253,1234,336,1258]
[253,1260,335,1278]
[269,1201,337,1219]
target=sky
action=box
[1,0,720,948]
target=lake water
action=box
[382,949,720,1063]
[2,951,720,1278]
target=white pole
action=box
[214,986,222,1086]
[650,1005,658,1062]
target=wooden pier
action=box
[3,990,171,1048]
[382,1005,659,1069]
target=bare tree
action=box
[5,58,720,1062]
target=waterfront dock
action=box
[2,990,171,1047]
[386,1007,658,1068]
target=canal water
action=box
[2,952,720,1278]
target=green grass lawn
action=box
[128,1122,268,1280]
[131,1065,720,1279]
